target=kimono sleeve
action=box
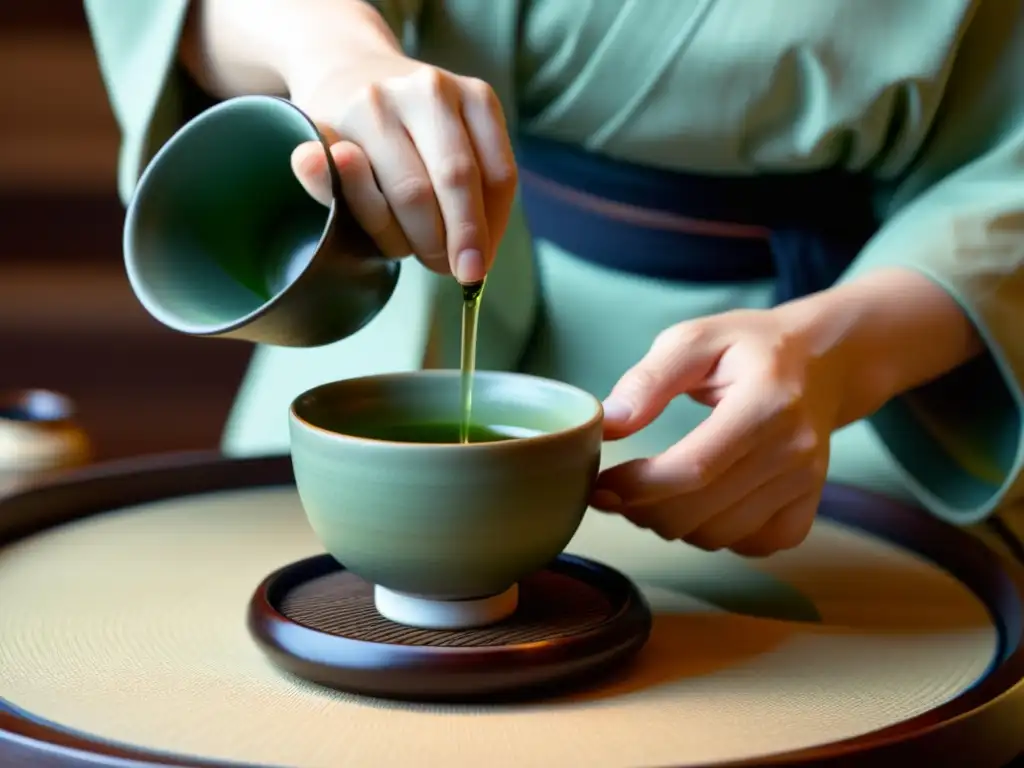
[83,0,423,205]
[84,0,191,205]
[839,2,1024,524]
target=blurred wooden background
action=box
[0,2,252,461]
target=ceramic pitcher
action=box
[123,95,399,348]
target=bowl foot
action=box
[374,583,519,629]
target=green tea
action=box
[459,279,486,444]
[351,422,538,444]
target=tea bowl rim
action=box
[288,369,604,450]
[123,95,342,337]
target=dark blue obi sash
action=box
[515,134,879,305]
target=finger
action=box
[289,121,345,206]
[609,482,716,541]
[459,77,517,269]
[625,506,676,539]
[729,492,820,557]
[660,383,780,488]
[373,128,449,274]
[345,94,448,274]
[290,140,414,259]
[595,385,773,506]
[396,74,490,284]
[597,432,804,508]
[606,448,798,541]
[602,323,725,440]
[330,142,412,259]
[291,141,334,207]
[683,471,813,552]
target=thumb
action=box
[289,122,344,207]
[290,141,334,207]
[602,325,724,440]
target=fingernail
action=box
[455,249,484,284]
[602,397,633,423]
[590,489,623,510]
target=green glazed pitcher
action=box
[123,95,399,348]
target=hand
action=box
[287,49,517,284]
[589,307,848,557]
[590,268,986,557]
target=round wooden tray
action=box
[249,551,653,701]
[0,452,1022,767]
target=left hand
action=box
[589,268,985,558]
[589,306,848,557]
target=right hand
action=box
[287,50,517,284]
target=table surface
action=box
[1,474,1016,768]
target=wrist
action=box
[276,0,405,98]
[781,267,985,427]
[182,0,402,99]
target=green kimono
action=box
[85,0,1024,536]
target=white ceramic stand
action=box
[374,583,519,630]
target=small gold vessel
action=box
[0,389,91,496]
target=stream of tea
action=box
[459,279,486,444]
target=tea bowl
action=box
[288,370,603,630]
